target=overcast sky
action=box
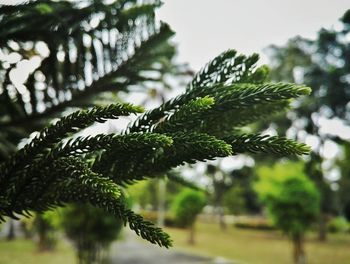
[157,0,349,70]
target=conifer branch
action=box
[128,82,310,133]
[190,49,260,88]
[223,134,310,155]
[92,133,174,177]
[0,104,142,192]
[202,101,291,137]
[153,96,215,133]
[112,132,233,184]
[36,158,172,247]
[54,133,173,159]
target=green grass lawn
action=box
[1,224,349,264]
[165,222,350,264]
[0,238,75,264]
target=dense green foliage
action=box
[327,216,349,233]
[255,162,320,236]
[172,189,206,228]
[127,178,184,210]
[223,185,246,215]
[0,0,311,248]
[337,142,350,220]
[60,204,123,264]
[33,212,59,251]
[255,162,320,264]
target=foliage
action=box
[127,178,184,210]
[20,215,35,239]
[255,162,320,237]
[223,185,246,215]
[205,164,232,229]
[172,189,206,228]
[60,203,123,264]
[33,211,60,251]
[255,162,320,263]
[0,0,179,162]
[229,166,261,214]
[327,217,349,233]
[0,0,311,248]
[267,9,350,119]
[266,10,350,234]
[336,142,350,220]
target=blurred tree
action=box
[228,166,261,214]
[206,164,231,230]
[255,162,320,264]
[60,204,123,264]
[6,219,15,241]
[207,164,260,229]
[223,185,246,215]
[0,0,311,248]
[335,141,350,220]
[327,216,349,233]
[34,211,59,251]
[266,9,350,241]
[171,189,206,244]
[127,178,183,211]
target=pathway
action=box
[110,231,235,264]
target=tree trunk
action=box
[21,221,32,239]
[293,235,306,264]
[188,224,195,245]
[157,179,166,227]
[218,207,227,231]
[36,215,55,251]
[38,228,48,251]
[318,213,327,241]
[7,219,15,241]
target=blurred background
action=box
[1,0,350,264]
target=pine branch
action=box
[127,49,263,133]
[1,157,120,215]
[223,134,310,156]
[0,132,172,213]
[153,96,215,133]
[111,132,233,184]
[0,1,175,129]
[201,101,291,137]
[128,82,311,133]
[53,132,173,159]
[190,49,260,88]
[35,158,172,247]
[0,103,142,191]
[91,133,173,174]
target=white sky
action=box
[157,0,349,70]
